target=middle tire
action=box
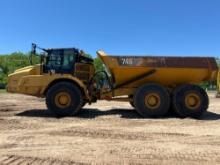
[134,83,170,118]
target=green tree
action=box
[84,53,105,72]
[94,57,105,72]
[0,52,40,84]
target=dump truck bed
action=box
[98,51,218,87]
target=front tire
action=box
[172,84,209,118]
[134,83,170,118]
[46,82,83,117]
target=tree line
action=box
[0,52,40,84]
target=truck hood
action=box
[7,65,41,93]
[14,65,38,73]
[9,64,41,77]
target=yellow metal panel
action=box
[17,74,87,97]
[112,67,214,86]
[7,64,88,98]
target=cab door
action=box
[43,49,76,74]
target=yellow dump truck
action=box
[7,44,218,118]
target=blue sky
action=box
[0,0,219,57]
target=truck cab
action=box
[7,44,95,98]
[42,48,93,74]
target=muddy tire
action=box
[134,84,170,118]
[172,84,208,118]
[46,82,83,117]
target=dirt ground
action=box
[0,92,220,165]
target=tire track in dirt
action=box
[104,145,220,163]
[120,152,220,162]
[49,126,190,141]
[0,118,45,131]
[1,153,218,165]
[0,155,89,165]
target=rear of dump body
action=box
[97,51,218,87]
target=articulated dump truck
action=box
[7,44,218,118]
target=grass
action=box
[0,89,6,93]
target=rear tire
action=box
[172,84,208,118]
[134,83,170,118]
[46,82,83,117]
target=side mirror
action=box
[31,43,37,54]
[29,43,37,65]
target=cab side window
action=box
[43,49,76,74]
[46,50,62,69]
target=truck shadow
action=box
[16,108,140,119]
[16,108,220,120]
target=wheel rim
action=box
[184,93,201,110]
[55,92,71,109]
[144,93,161,109]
